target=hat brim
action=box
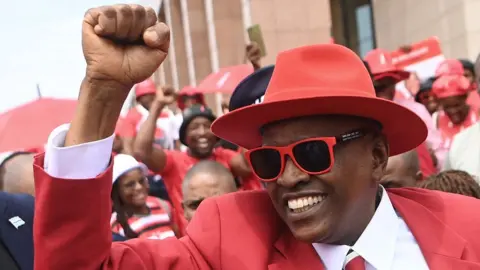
[211,96,427,156]
[373,70,410,84]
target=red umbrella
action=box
[197,64,254,94]
[0,98,77,152]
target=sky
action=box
[0,0,161,113]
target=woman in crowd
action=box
[419,170,480,199]
[110,154,176,240]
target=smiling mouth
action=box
[197,138,209,148]
[287,195,327,213]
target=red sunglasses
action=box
[245,129,366,181]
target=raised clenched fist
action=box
[155,85,176,105]
[246,42,262,70]
[82,4,170,91]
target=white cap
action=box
[0,152,14,167]
[113,154,148,184]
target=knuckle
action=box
[145,7,156,15]
[145,8,158,23]
[117,4,133,16]
[130,4,144,12]
[84,7,97,17]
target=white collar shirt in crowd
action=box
[135,105,179,150]
[313,186,429,270]
[44,124,428,269]
[444,122,480,181]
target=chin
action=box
[288,223,331,243]
[196,148,214,158]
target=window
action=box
[330,0,377,58]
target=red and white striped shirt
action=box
[111,196,175,240]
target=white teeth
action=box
[287,195,325,212]
[198,138,208,143]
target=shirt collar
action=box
[312,186,399,269]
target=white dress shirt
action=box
[44,124,113,179]
[44,125,429,269]
[313,187,429,270]
[444,122,480,181]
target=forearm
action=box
[133,101,165,159]
[122,137,135,155]
[66,78,129,147]
[252,62,261,71]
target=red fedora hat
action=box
[211,44,427,156]
[364,49,410,83]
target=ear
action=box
[371,133,389,183]
[181,202,185,210]
[415,171,423,182]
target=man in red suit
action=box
[33,4,480,270]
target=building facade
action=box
[144,0,480,114]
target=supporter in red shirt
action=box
[432,73,479,149]
[119,80,179,153]
[134,90,252,236]
[176,86,206,111]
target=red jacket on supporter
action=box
[33,155,480,270]
[416,142,437,177]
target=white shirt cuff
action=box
[44,124,114,179]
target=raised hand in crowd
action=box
[246,42,262,71]
[66,4,170,147]
[155,85,176,105]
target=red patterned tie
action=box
[343,249,366,270]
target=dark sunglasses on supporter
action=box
[416,91,431,103]
[245,129,367,181]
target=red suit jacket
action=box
[33,154,480,270]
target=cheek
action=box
[332,150,374,188]
[185,130,196,144]
[265,183,280,205]
[119,188,133,203]
[205,130,216,140]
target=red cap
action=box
[432,75,470,99]
[364,49,410,82]
[135,79,156,99]
[435,59,464,77]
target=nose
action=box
[446,107,460,115]
[276,157,310,188]
[133,180,143,191]
[197,125,208,136]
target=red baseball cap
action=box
[134,79,156,99]
[364,49,410,83]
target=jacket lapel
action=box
[388,190,469,269]
[269,226,324,270]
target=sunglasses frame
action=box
[245,129,366,181]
